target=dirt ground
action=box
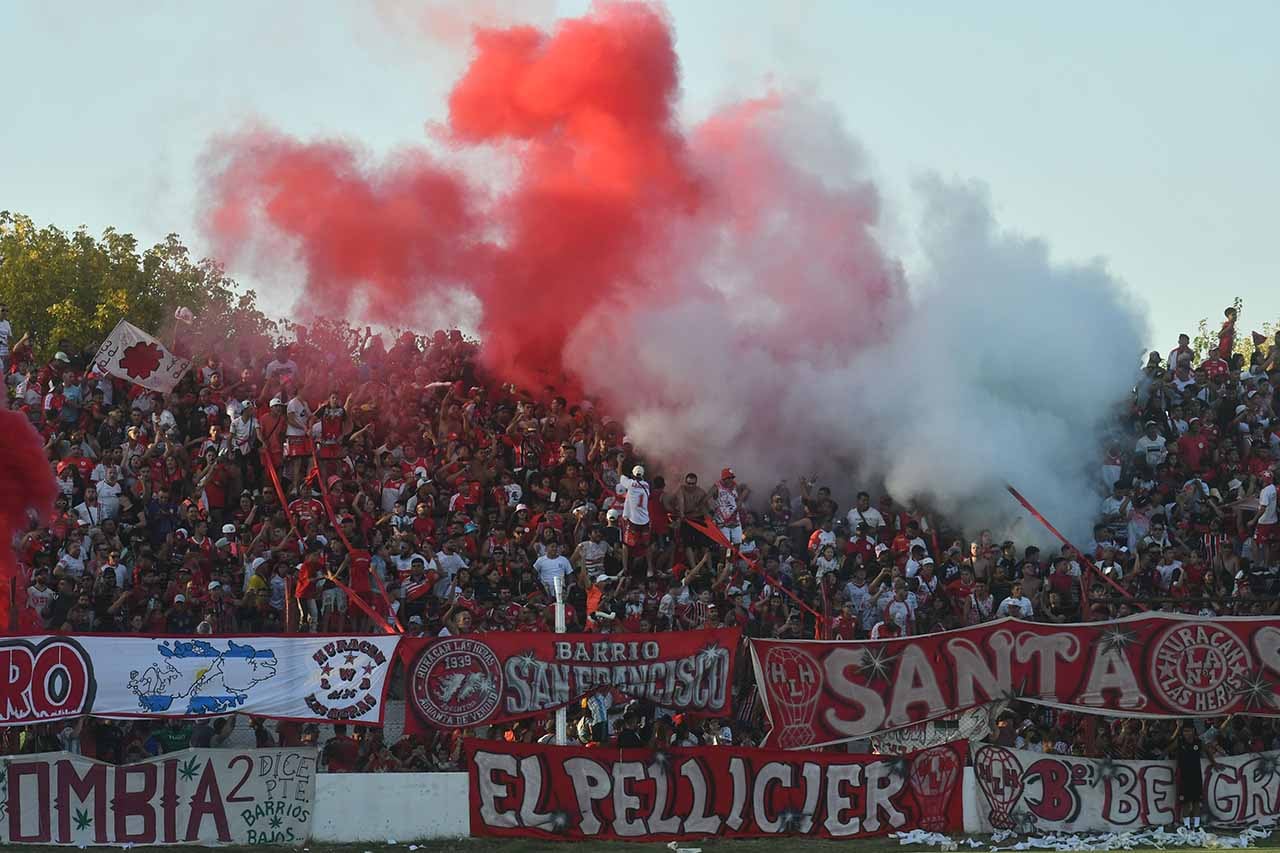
[13,834,1280,853]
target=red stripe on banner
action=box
[751,612,1275,750]
[401,628,741,732]
[466,738,968,840]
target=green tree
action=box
[1189,297,1277,364]
[0,211,276,361]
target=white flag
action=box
[92,319,192,393]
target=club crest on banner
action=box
[411,638,504,728]
[761,645,822,749]
[974,745,1025,830]
[1148,623,1251,715]
[401,629,739,732]
[909,745,962,831]
[303,639,393,721]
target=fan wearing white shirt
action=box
[616,465,652,576]
[94,468,123,520]
[1134,422,1168,468]
[996,582,1035,619]
[0,304,11,372]
[73,487,106,528]
[1253,471,1278,566]
[534,541,574,596]
[846,491,886,532]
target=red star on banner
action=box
[118,342,163,380]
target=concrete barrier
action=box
[311,773,469,841]
[963,766,979,834]
[311,767,980,841]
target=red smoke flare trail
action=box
[0,409,59,631]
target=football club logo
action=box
[410,638,503,727]
[1149,623,1251,714]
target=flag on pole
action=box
[92,319,192,393]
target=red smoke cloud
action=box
[205,1,1148,540]
[0,409,58,629]
[205,1,899,400]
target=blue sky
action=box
[2,1,1275,347]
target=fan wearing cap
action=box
[1252,470,1279,565]
[615,464,653,576]
[256,396,288,471]
[228,399,260,486]
[711,467,747,546]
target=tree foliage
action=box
[0,211,276,361]
[1189,296,1277,364]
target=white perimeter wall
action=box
[311,767,981,841]
[312,773,469,841]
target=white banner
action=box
[870,702,1006,756]
[0,748,315,846]
[91,320,192,393]
[973,744,1280,833]
[0,635,401,727]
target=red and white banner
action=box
[973,745,1280,833]
[752,614,1280,749]
[91,320,191,393]
[0,635,400,727]
[403,629,739,732]
[0,748,315,845]
[467,739,967,840]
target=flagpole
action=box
[554,575,567,746]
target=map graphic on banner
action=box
[751,613,1280,749]
[0,748,315,846]
[91,319,192,393]
[0,635,401,727]
[467,738,967,841]
[129,640,279,713]
[403,628,739,732]
[972,745,1280,833]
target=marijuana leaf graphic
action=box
[178,756,202,781]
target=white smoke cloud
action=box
[568,101,1148,545]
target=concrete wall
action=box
[311,773,469,842]
[962,767,979,834]
[311,767,979,841]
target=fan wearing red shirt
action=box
[1203,355,1230,380]
[316,392,350,459]
[323,726,360,773]
[289,496,326,532]
[945,568,976,623]
[848,525,877,562]
[195,451,232,521]
[490,587,522,627]
[1218,306,1237,360]
[411,503,436,543]
[829,603,858,639]
[1177,419,1213,473]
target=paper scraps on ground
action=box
[893,823,1276,851]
